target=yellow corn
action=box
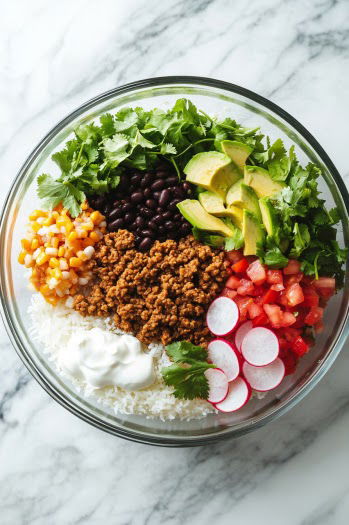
[52,268,63,280]
[89,231,100,242]
[31,238,40,250]
[18,251,26,264]
[49,257,60,268]
[31,222,42,233]
[45,295,59,306]
[69,257,83,268]
[68,231,78,242]
[36,252,50,266]
[29,210,47,221]
[39,284,51,296]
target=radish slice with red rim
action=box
[235,321,253,352]
[242,358,285,392]
[215,376,251,413]
[205,368,229,404]
[241,327,279,366]
[206,297,239,336]
[207,339,240,381]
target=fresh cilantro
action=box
[192,227,224,248]
[161,341,214,400]
[224,226,244,251]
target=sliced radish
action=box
[243,358,285,391]
[207,339,240,381]
[206,297,239,336]
[205,368,229,403]
[235,320,253,351]
[241,327,279,366]
[215,377,251,412]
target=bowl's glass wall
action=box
[1,79,349,445]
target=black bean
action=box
[182,181,191,192]
[145,199,157,209]
[174,187,185,199]
[114,191,124,200]
[158,225,166,234]
[109,208,123,220]
[122,202,132,213]
[135,216,145,228]
[164,220,175,230]
[143,188,152,198]
[108,218,124,231]
[168,199,181,211]
[148,219,158,231]
[180,215,187,222]
[165,176,178,186]
[181,222,192,234]
[134,235,141,245]
[156,170,167,178]
[158,189,171,208]
[94,196,106,209]
[140,207,154,218]
[131,174,142,186]
[103,203,112,216]
[162,210,172,220]
[118,174,129,190]
[140,173,154,188]
[151,179,166,191]
[153,214,164,225]
[140,229,155,238]
[174,213,182,221]
[156,206,163,213]
[112,200,121,208]
[138,237,153,251]
[121,199,127,205]
[131,192,143,204]
[128,223,137,231]
[153,191,160,200]
[124,212,135,224]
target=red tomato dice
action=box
[270,283,285,291]
[291,336,310,356]
[261,288,279,305]
[281,327,301,342]
[305,306,324,326]
[280,311,297,327]
[285,283,304,306]
[282,353,298,376]
[235,296,253,321]
[283,260,301,275]
[313,277,336,299]
[221,288,238,299]
[246,260,267,285]
[267,269,283,284]
[284,273,304,286]
[252,312,269,327]
[263,304,283,328]
[248,302,263,319]
[302,286,319,308]
[232,258,249,273]
[226,250,243,263]
[237,278,255,296]
[225,276,240,289]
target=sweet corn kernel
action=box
[89,231,100,242]
[43,216,55,226]
[36,252,50,266]
[39,284,51,296]
[69,257,83,268]
[57,246,65,257]
[18,251,26,264]
[83,237,94,247]
[24,254,33,267]
[68,231,78,242]
[49,257,60,268]
[81,220,94,231]
[77,250,88,262]
[52,268,63,280]
[69,269,78,283]
[31,222,42,232]
[81,201,88,210]
[59,258,68,270]
[31,238,40,250]
[83,246,95,259]
[45,295,59,306]
[29,210,47,221]
[90,210,104,225]
[45,247,58,256]
[21,239,32,251]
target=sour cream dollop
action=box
[59,327,155,390]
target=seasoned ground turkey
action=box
[74,230,228,346]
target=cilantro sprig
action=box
[161,341,214,400]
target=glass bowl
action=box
[1,76,349,447]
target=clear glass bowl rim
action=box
[1,75,349,447]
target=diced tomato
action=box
[301,275,313,286]
[280,311,297,327]
[313,277,336,299]
[267,269,283,285]
[225,265,233,275]
[226,250,243,263]
[248,302,263,319]
[263,304,283,328]
[270,283,285,291]
[225,276,240,289]
[237,279,254,296]
[246,260,267,285]
[252,312,269,327]
[305,306,324,326]
[282,353,298,376]
[284,273,303,286]
[285,283,304,307]
[221,288,238,300]
[278,337,290,357]
[292,309,307,328]
[283,259,301,275]
[302,286,319,308]
[231,258,249,274]
[282,327,301,342]
[261,288,279,305]
[291,336,310,356]
[250,285,266,297]
[234,296,253,321]
[277,291,289,307]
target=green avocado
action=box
[227,182,261,220]
[226,205,244,229]
[242,210,265,256]
[184,151,241,199]
[226,179,244,206]
[259,197,278,236]
[220,140,253,171]
[199,191,244,229]
[177,199,234,237]
[244,165,285,198]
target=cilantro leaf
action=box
[37,174,85,217]
[166,341,209,362]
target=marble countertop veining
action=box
[1,0,349,523]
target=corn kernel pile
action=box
[18,203,106,305]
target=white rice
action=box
[29,294,215,421]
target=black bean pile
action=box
[89,163,193,251]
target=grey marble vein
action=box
[1,0,349,524]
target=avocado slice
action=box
[259,197,277,236]
[184,151,241,199]
[199,191,226,215]
[177,199,234,237]
[244,165,285,198]
[221,140,253,171]
[242,210,265,256]
[226,205,244,229]
[226,179,244,206]
[227,183,261,220]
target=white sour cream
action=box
[59,327,155,391]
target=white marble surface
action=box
[1,0,349,523]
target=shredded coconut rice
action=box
[29,294,215,421]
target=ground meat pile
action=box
[74,230,228,346]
